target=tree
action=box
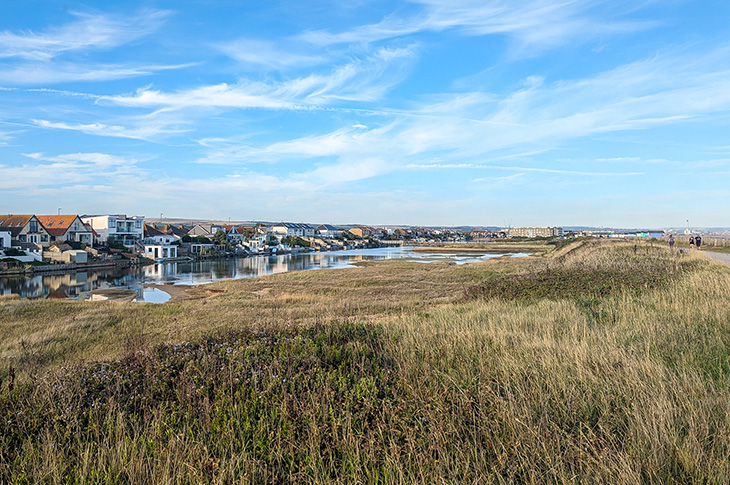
[213,230,228,247]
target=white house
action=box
[142,243,178,261]
[82,214,144,247]
[316,224,340,238]
[144,224,179,245]
[270,223,316,238]
[0,231,10,250]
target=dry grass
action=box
[0,256,526,382]
[2,239,730,483]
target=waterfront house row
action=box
[0,213,147,251]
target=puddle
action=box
[139,287,171,303]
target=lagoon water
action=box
[0,247,526,302]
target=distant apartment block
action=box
[508,226,564,238]
[82,214,144,246]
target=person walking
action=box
[669,234,675,251]
[695,235,702,250]
[689,236,695,250]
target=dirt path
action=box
[704,251,730,265]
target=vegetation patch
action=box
[467,242,701,302]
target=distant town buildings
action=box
[508,227,564,238]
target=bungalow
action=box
[36,215,94,247]
[0,214,52,248]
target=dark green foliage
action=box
[0,323,399,483]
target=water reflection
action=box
[1,247,527,300]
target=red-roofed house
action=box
[36,215,94,247]
[0,214,52,248]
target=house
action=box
[316,224,340,238]
[189,243,215,254]
[0,231,10,250]
[36,215,94,247]
[6,241,44,262]
[0,214,52,248]
[82,214,144,247]
[348,226,373,238]
[159,224,189,240]
[187,224,215,237]
[142,243,178,261]
[144,224,179,245]
[269,223,316,239]
[140,225,181,260]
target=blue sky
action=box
[1,0,729,227]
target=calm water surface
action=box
[0,247,526,302]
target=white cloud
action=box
[0,62,195,85]
[102,46,417,110]
[32,116,188,141]
[217,38,326,70]
[0,152,143,189]
[0,10,187,85]
[300,0,654,53]
[0,10,170,61]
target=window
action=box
[47,222,53,227]
[109,218,116,228]
[41,235,48,242]
[135,220,142,228]
[29,221,38,232]
[19,235,26,242]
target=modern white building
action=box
[82,214,145,247]
[142,243,178,261]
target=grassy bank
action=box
[2,240,730,483]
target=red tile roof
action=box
[36,215,83,237]
[0,215,34,236]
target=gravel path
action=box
[704,251,730,265]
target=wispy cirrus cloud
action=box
[186,43,730,187]
[0,10,170,61]
[102,45,417,110]
[0,9,186,85]
[300,0,654,53]
[217,38,326,70]
[32,117,188,141]
[0,152,144,189]
[0,62,194,85]
[407,163,643,176]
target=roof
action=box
[0,215,34,237]
[144,224,166,237]
[36,215,84,237]
[162,224,188,237]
